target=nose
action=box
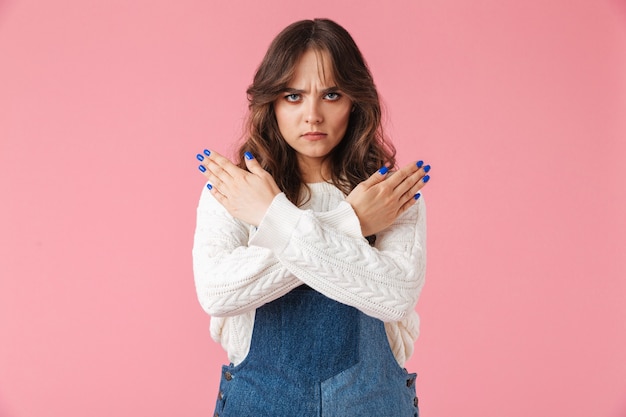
[305,98,323,125]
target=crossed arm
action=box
[192,150,430,321]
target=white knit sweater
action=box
[192,181,426,366]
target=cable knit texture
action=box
[192,181,426,366]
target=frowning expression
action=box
[273,49,352,181]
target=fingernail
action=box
[414,193,421,200]
[203,149,211,157]
[196,154,204,161]
[244,151,254,160]
[206,183,213,190]
[423,175,430,183]
[423,165,431,173]
[416,160,424,168]
[198,165,206,173]
[378,166,389,175]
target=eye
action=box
[284,93,301,102]
[324,92,341,101]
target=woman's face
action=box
[273,48,352,182]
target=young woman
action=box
[193,18,430,417]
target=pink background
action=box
[1,0,625,416]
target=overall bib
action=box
[213,286,419,417]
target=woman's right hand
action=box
[196,149,281,227]
[345,161,431,237]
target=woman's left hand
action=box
[346,161,430,237]
[196,150,281,226]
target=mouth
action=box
[301,132,327,141]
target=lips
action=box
[301,132,327,141]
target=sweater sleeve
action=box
[249,193,427,322]
[192,183,301,317]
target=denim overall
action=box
[212,286,419,417]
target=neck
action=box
[298,157,331,183]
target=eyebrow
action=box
[282,86,340,94]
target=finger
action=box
[204,153,249,192]
[406,178,426,200]
[397,192,420,215]
[197,149,231,180]
[196,150,212,176]
[242,151,265,175]
[197,157,231,193]
[361,165,392,188]
[204,149,243,178]
[207,182,229,207]
[392,161,432,201]
[383,161,420,190]
[397,174,429,214]
[204,168,228,192]
[400,161,432,187]
[203,160,235,193]
[419,162,431,186]
[403,167,431,199]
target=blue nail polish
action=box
[196,154,204,161]
[423,175,430,183]
[423,165,431,173]
[414,193,421,200]
[203,149,211,157]
[206,183,213,190]
[378,166,389,175]
[198,165,206,173]
[416,160,424,168]
[244,151,254,160]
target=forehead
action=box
[289,48,336,86]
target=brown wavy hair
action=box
[236,18,396,205]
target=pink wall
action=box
[1,0,625,416]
